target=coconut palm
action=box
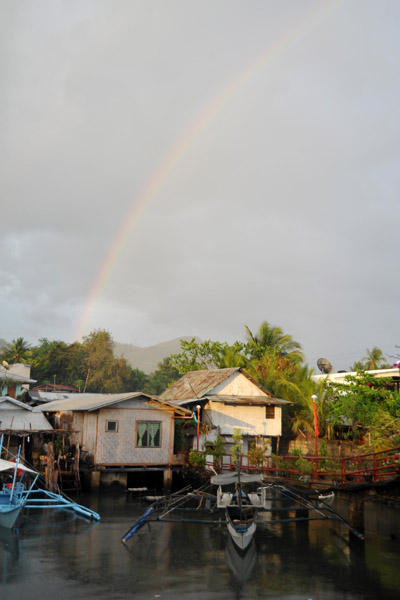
[350,360,365,372]
[216,345,248,368]
[247,352,321,436]
[362,347,385,371]
[290,378,327,437]
[244,321,304,362]
[1,337,32,363]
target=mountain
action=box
[113,337,199,374]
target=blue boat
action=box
[0,457,38,528]
[0,438,100,528]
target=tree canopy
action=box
[1,337,32,363]
[3,323,398,449]
[169,338,247,374]
[350,346,392,371]
[324,371,400,445]
[244,321,304,362]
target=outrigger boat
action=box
[210,472,263,551]
[121,475,364,549]
[0,437,100,528]
[0,455,38,528]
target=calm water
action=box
[1,492,400,600]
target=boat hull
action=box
[226,507,257,552]
[0,505,22,529]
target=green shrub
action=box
[188,449,206,470]
[231,428,243,466]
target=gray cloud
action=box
[1,0,399,371]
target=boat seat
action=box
[247,493,262,506]
[219,493,233,507]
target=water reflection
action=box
[225,537,257,584]
[0,492,399,600]
[0,527,19,560]
[0,526,20,587]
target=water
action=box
[1,492,400,600]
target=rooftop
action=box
[160,367,274,402]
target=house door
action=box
[7,384,17,398]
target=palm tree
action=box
[1,337,32,363]
[244,321,304,362]
[362,347,385,371]
[290,378,327,437]
[247,354,320,436]
[350,360,365,372]
[216,345,248,368]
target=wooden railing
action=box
[203,446,400,486]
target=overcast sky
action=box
[1,0,399,371]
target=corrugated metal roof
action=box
[147,397,193,416]
[31,383,78,393]
[159,367,275,402]
[37,392,154,412]
[206,395,291,406]
[0,368,36,384]
[160,368,241,401]
[29,391,101,403]
[163,395,290,407]
[0,397,33,411]
[0,409,54,431]
[0,396,53,431]
[31,390,193,417]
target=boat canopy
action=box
[0,458,37,474]
[211,472,264,486]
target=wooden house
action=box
[0,396,54,464]
[38,392,191,489]
[159,367,290,456]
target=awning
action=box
[210,472,264,486]
[0,458,37,474]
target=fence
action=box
[204,446,400,486]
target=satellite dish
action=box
[2,360,10,370]
[317,358,332,374]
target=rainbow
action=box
[74,0,343,341]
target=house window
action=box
[265,405,275,419]
[106,420,119,432]
[136,421,161,447]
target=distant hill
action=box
[114,337,199,374]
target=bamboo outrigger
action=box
[0,435,100,528]
[121,474,364,549]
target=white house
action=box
[312,367,400,387]
[159,367,290,456]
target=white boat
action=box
[211,472,264,552]
[226,503,257,551]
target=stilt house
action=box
[38,392,191,489]
[159,367,290,457]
